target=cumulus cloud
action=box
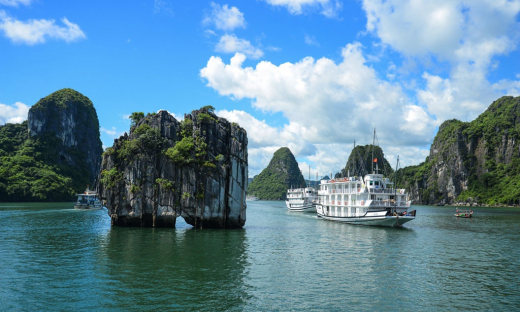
[203,45,437,175]
[363,0,520,63]
[204,2,245,31]
[215,34,263,59]
[0,13,86,45]
[363,0,520,122]
[202,44,436,144]
[0,0,31,7]
[264,0,342,18]
[0,101,29,124]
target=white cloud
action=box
[204,2,245,31]
[363,0,520,63]
[100,127,118,136]
[493,78,520,97]
[264,0,342,18]
[203,45,436,175]
[304,34,319,46]
[201,44,436,144]
[215,34,263,59]
[154,0,174,15]
[0,0,31,7]
[0,101,30,124]
[363,0,520,122]
[0,13,86,45]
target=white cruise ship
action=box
[316,174,416,227]
[285,187,317,211]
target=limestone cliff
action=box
[28,88,103,186]
[247,147,305,200]
[98,109,248,228]
[0,89,103,202]
[397,96,520,205]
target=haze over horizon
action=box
[1,0,519,177]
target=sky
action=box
[1,0,520,179]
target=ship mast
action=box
[393,155,400,214]
[372,128,375,174]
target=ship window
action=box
[375,181,379,186]
[369,181,373,186]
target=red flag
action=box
[373,158,377,162]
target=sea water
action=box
[0,201,519,311]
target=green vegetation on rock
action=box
[0,88,103,202]
[396,96,520,205]
[337,144,394,178]
[247,147,305,200]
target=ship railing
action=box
[367,200,410,207]
[327,177,362,183]
[319,188,407,195]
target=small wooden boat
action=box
[455,209,473,218]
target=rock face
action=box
[398,96,520,205]
[97,109,248,228]
[247,147,305,200]
[28,88,103,187]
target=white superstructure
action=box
[74,186,102,210]
[285,187,317,211]
[316,174,415,227]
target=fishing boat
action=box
[285,187,317,211]
[455,209,473,218]
[315,130,416,227]
[74,185,102,210]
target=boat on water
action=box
[246,195,259,201]
[285,187,317,211]
[455,209,473,218]
[315,129,416,227]
[74,186,102,210]
[316,174,415,226]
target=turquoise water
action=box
[0,201,519,311]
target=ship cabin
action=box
[286,187,317,204]
[317,174,409,212]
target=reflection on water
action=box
[99,226,249,311]
[0,202,519,311]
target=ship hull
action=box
[285,201,316,212]
[317,213,415,227]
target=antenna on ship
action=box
[308,165,310,187]
[393,155,400,214]
[372,128,376,174]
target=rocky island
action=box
[397,96,520,206]
[247,147,305,200]
[98,107,248,228]
[0,88,103,201]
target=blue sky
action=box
[1,0,520,178]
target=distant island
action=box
[0,88,102,202]
[247,147,306,200]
